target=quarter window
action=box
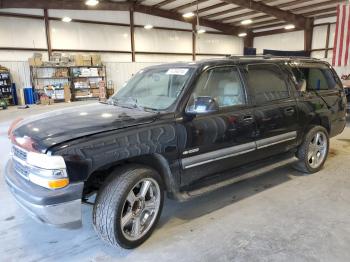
[291,63,340,91]
[246,64,289,105]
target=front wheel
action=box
[295,126,329,173]
[93,165,164,249]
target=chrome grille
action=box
[12,145,29,180]
[13,145,27,161]
[13,158,29,179]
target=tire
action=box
[294,126,329,174]
[93,165,164,249]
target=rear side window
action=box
[246,64,289,105]
[291,63,340,91]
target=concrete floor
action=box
[1,103,350,262]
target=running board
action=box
[175,153,298,201]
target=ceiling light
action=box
[197,29,206,34]
[85,0,99,6]
[241,19,253,25]
[183,12,195,18]
[238,32,247,37]
[62,17,72,23]
[285,24,295,30]
[144,24,153,30]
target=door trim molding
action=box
[182,142,256,169]
[256,131,297,149]
[181,131,297,169]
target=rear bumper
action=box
[5,158,84,228]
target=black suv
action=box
[5,56,347,249]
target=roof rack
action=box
[225,55,320,61]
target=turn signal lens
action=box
[48,178,70,189]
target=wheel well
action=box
[83,154,177,197]
[309,116,331,134]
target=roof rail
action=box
[225,55,320,61]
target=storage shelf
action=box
[72,76,104,78]
[30,64,107,103]
[34,77,70,79]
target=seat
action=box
[216,80,244,107]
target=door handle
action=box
[243,115,254,122]
[284,107,295,115]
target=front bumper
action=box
[5,158,84,228]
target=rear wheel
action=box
[93,165,164,249]
[295,126,329,173]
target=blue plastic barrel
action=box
[24,87,35,104]
[11,83,18,105]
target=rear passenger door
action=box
[244,63,299,157]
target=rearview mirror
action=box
[185,96,219,115]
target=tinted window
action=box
[246,64,289,105]
[190,66,246,108]
[291,63,340,91]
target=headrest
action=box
[218,80,241,96]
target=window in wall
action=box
[246,64,289,104]
[190,66,246,108]
[291,63,340,91]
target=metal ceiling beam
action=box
[152,0,177,8]
[0,0,131,10]
[172,0,209,12]
[203,0,276,19]
[220,0,311,29]
[218,0,315,25]
[197,3,227,14]
[134,4,241,35]
[0,0,241,35]
[226,1,326,24]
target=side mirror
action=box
[185,96,219,115]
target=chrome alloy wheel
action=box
[308,131,328,169]
[120,178,161,241]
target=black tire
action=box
[294,126,329,174]
[93,165,164,249]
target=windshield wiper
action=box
[111,97,158,113]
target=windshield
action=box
[111,67,194,110]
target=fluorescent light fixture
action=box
[144,24,154,30]
[197,29,206,34]
[238,32,247,37]
[85,0,99,6]
[241,19,253,25]
[183,12,195,18]
[62,17,72,23]
[285,24,295,30]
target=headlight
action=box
[26,152,69,190]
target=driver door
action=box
[177,66,258,187]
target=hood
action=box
[12,103,157,152]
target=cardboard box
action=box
[74,55,84,66]
[83,55,92,66]
[75,90,90,97]
[64,84,71,102]
[34,57,43,66]
[91,54,102,66]
[40,96,50,105]
[28,58,35,67]
[28,57,43,66]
